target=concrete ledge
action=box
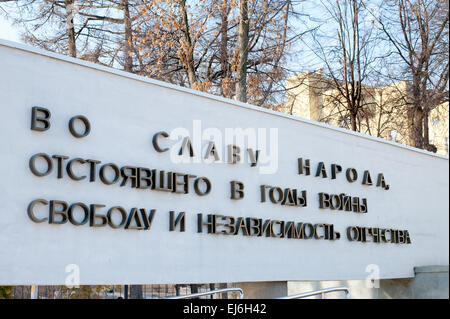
[414,266,449,274]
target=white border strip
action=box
[1,38,448,160]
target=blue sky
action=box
[0,14,20,42]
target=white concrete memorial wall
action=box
[0,40,448,285]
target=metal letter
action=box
[27,199,49,223]
[204,141,220,161]
[360,198,368,213]
[29,153,53,177]
[316,162,328,178]
[178,136,195,157]
[67,158,87,181]
[230,181,245,200]
[377,173,389,190]
[169,211,186,232]
[269,187,284,204]
[137,167,152,189]
[89,204,107,227]
[227,145,241,164]
[194,177,211,196]
[49,200,68,224]
[99,163,120,185]
[68,202,89,226]
[404,230,412,244]
[52,155,69,179]
[330,194,341,210]
[296,190,307,207]
[352,197,360,213]
[298,158,310,175]
[318,192,330,209]
[107,206,127,229]
[120,166,138,188]
[140,209,156,230]
[362,170,373,186]
[31,106,51,131]
[346,168,358,183]
[86,159,101,182]
[346,226,359,241]
[152,131,169,152]
[302,223,315,239]
[234,217,250,236]
[245,218,261,236]
[68,115,90,138]
[281,188,296,206]
[125,208,145,230]
[331,164,342,179]
[260,185,270,203]
[197,214,215,233]
[247,149,260,167]
[152,170,174,192]
[314,224,325,239]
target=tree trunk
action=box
[409,106,424,149]
[350,111,358,132]
[180,0,197,88]
[410,77,425,149]
[220,0,230,96]
[123,0,133,72]
[64,0,77,57]
[235,0,249,102]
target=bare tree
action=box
[0,0,83,57]
[134,0,304,106]
[306,0,380,132]
[377,0,449,149]
[1,0,141,70]
[2,0,310,108]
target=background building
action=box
[285,71,449,156]
[429,102,449,156]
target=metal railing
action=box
[277,286,350,299]
[165,288,244,299]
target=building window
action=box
[389,129,398,142]
[432,116,440,125]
